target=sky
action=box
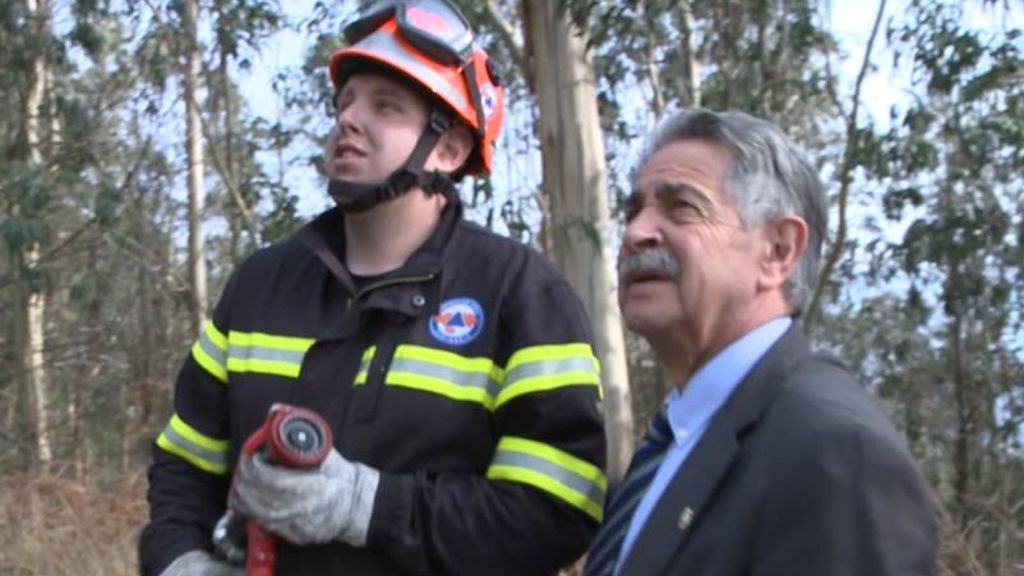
[235,1,903,217]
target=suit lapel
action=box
[618,327,811,576]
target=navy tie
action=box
[584,407,674,576]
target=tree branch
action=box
[805,0,886,328]
[484,0,528,80]
[141,0,260,247]
[199,117,261,246]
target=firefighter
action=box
[139,1,607,574]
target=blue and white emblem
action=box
[430,297,484,346]
[481,84,498,120]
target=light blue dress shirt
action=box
[614,316,792,573]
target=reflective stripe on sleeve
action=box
[495,343,601,409]
[155,413,229,475]
[384,345,502,407]
[225,331,315,379]
[191,321,228,383]
[486,436,607,522]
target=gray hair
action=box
[634,109,827,316]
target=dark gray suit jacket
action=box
[617,327,936,576]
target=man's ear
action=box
[429,123,474,174]
[758,215,808,291]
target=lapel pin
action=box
[677,507,695,531]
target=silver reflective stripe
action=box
[161,424,228,469]
[389,356,500,397]
[227,344,305,365]
[355,30,468,110]
[197,330,227,366]
[491,449,603,506]
[503,356,597,385]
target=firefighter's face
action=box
[325,72,430,186]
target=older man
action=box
[584,109,936,576]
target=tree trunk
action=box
[22,0,53,473]
[674,2,701,107]
[10,250,32,468]
[522,0,634,482]
[127,195,159,472]
[184,0,208,336]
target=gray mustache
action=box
[620,249,681,281]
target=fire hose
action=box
[213,404,333,576]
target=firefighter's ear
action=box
[429,123,473,174]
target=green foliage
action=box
[212,0,283,58]
[1,164,52,250]
[134,26,174,92]
[821,2,1024,569]
[93,182,121,226]
[69,271,97,303]
[882,187,925,220]
[260,185,303,244]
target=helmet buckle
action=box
[428,107,452,134]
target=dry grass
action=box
[0,470,991,576]
[0,472,146,576]
[937,496,990,576]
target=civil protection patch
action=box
[430,297,485,346]
[481,84,498,120]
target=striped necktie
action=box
[583,406,673,576]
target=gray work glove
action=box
[158,550,241,576]
[228,448,380,547]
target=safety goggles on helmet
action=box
[328,0,504,177]
[344,0,474,68]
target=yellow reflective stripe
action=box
[191,321,228,383]
[204,320,228,349]
[229,331,315,351]
[384,345,502,407]
[505,343,595,369]
[355,343,600,410]
[225,330,315,379]
[354,346,376,386]
[155,413,229,475]
[395,345,501,376]
[495,343,601,409]
[486,436,606,522]
[226,357,302,378]
[386,372,491,404]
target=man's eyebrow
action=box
[653,181,712,211]
[372,86,407,101]
[338,84,405,101]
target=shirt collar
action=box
[664,316,792,445]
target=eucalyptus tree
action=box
[526,0,636,482]
[2,0,59,473]
[856,1,1024,571]
[205,0,288,261]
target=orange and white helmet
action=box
[328,0,504,176]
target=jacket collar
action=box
[618,326,811,575]
[298,201,463,294]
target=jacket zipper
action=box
[348,272,436,425]
[353,272,436,303]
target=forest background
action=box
[1,0,1022,574]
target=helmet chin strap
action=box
[329,106,459,213]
